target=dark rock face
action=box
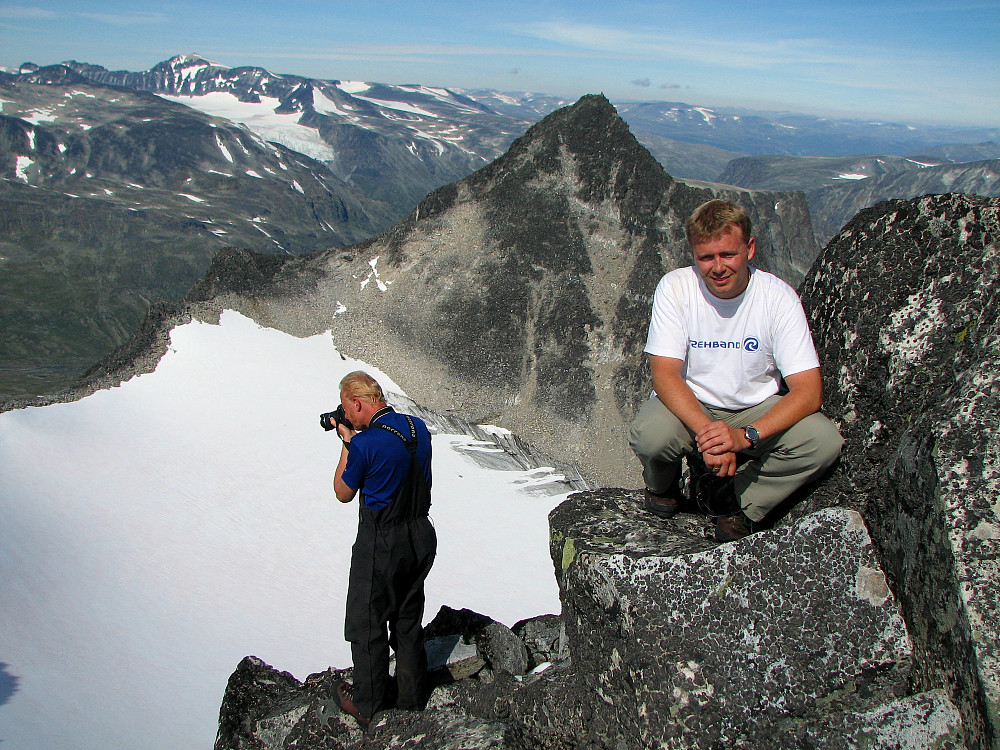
[799,193,1000,749]
[178,94,818,487]
[805,159,1000,244]
[550,491,923,749]
[213,609,571,750]
[717,153,1000,246]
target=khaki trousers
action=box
[629,395,843,521]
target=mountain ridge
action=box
[0,74,391,398]
[719,153,1000,243]
[55,94,818,488]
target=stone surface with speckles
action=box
[548,489,915,748]
[800,193,1000,749]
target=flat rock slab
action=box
[550,490,913,748]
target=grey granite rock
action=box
[214,657,362,750]
[512,614,568,668]
[760,689,966,750]
[549,489,913,749]
[423,606,529,677]
[800,193,1000,748]
[475,621,531,677]
[214,653,519,750]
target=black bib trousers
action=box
[344,417,436,718]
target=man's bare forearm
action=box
[334,442,356,503]
[650,356,711,433]
[751,368,823,442]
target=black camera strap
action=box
[369,414,431,525]
[370,409,415,445]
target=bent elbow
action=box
[334,478,356,504]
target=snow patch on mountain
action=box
[352,93,439,119]
[0,310,568,750]
[692,106,717,125]
[161,92,338,163]
[214,132,234,162]
[20,108,58,125]
[335,80,371,95]
[14,156,32,182]
[311,88,357,119]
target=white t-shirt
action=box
[644,266,820,409]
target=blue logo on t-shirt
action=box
[689,336,761,351]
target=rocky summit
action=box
[212,193,998,749]
[15,90,995,747]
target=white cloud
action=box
[75,11,168,26]
[0,7,57,19]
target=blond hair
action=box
[685,199,752,246]
[339,370,386,404]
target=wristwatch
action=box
[744,425,760,448]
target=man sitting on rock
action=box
[629,199,843,541]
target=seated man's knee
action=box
[630,420,689,463]
[629,420,660,459]
[812,415,845,469]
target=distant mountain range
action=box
[0,71,393,398]
[719,153,1000,242]
[53,55,531,221]
[1,53,998,401]
[16,54,1000,181]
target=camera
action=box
[320,404,353,432]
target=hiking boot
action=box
[715,511,754,542]
[644,487,683,519]
[337,682,370,728]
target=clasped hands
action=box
[695,421,751,477]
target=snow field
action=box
[0,311,567,750]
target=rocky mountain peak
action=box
[165,53,225,70]
[178,94,817,487]
[471,93,673,231]
[14,63,87,85]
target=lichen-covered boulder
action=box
[214,657,361,750]
[549,489,914,749]
[761,689,966,750]
[800,193,1000,748]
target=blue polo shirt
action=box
[341,408,432,510]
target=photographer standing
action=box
[330,371,436,727]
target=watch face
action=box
[745,426,759,445]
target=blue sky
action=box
[2,0,998,127]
